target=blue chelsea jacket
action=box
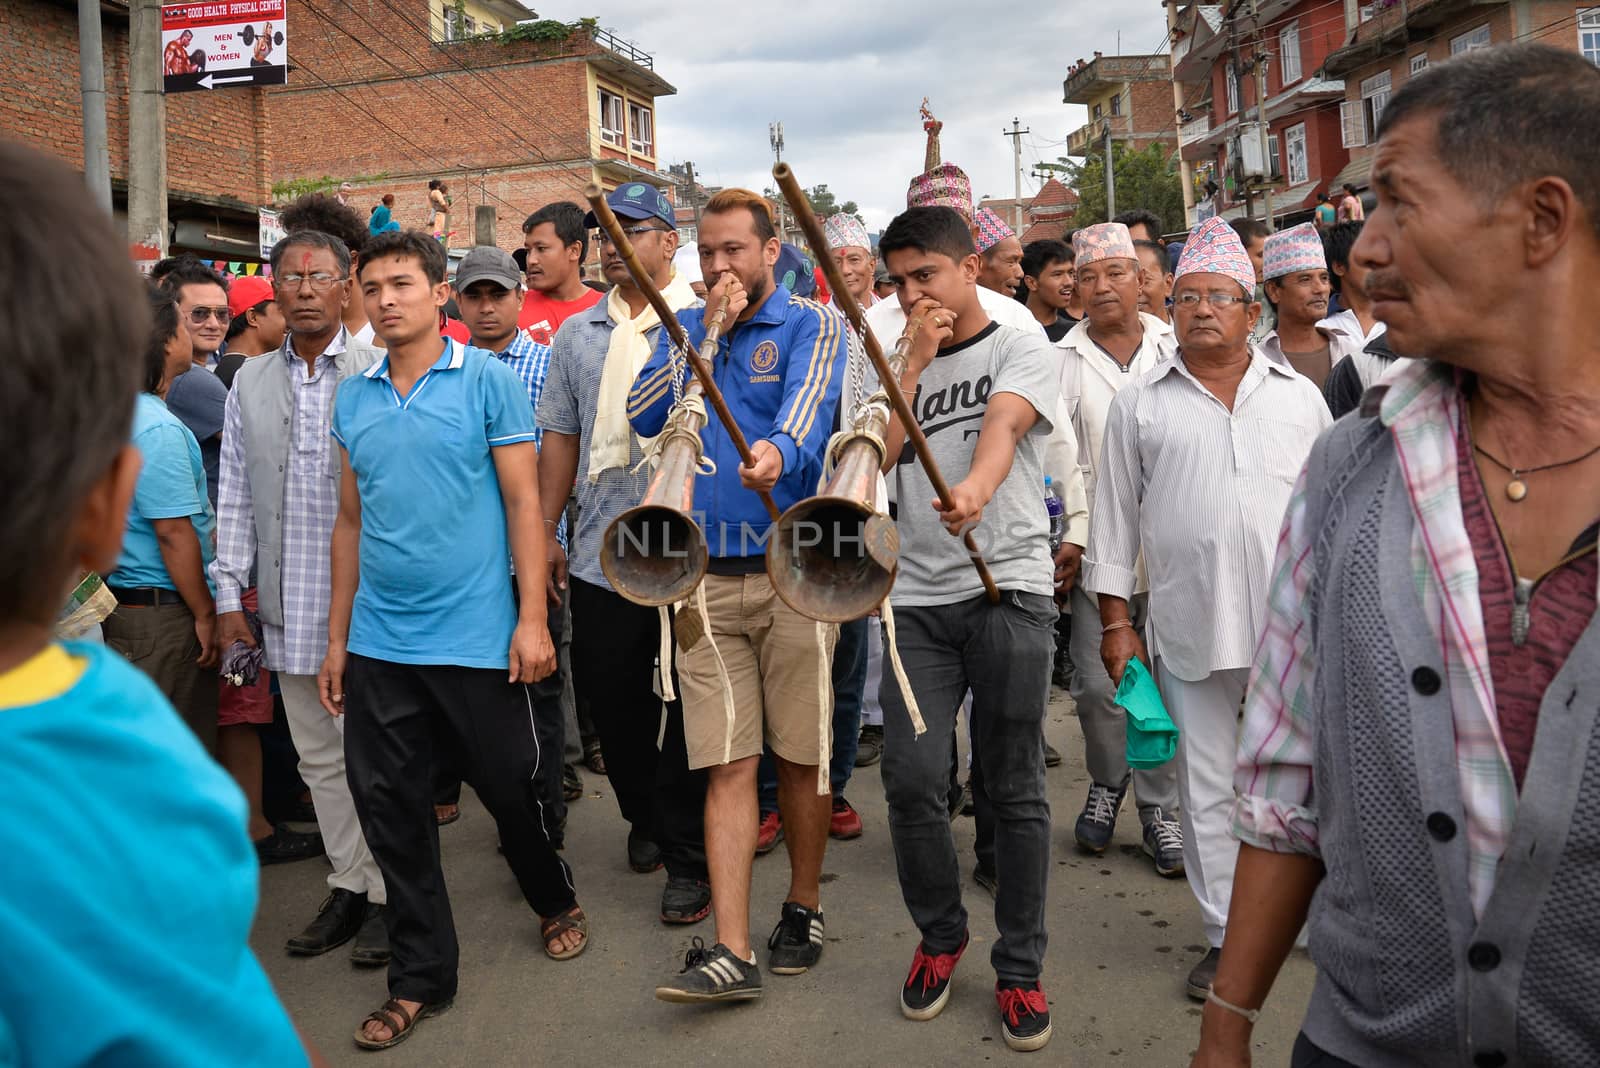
[626,284,844,561]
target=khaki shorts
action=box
[677,572,837,770]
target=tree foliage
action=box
[1058,142,1186,234]
[496,17,598,44]
[805,183,858,219]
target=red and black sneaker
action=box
[996,981,1052,1052]
[900,931,969,1021]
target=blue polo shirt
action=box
[109,393,217,592]
[626,285,844,561]
[331,338,538,669]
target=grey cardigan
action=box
[1296,397,1600,1067]
[228,339,381,627]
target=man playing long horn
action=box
[630,188,845,1005]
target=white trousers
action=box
[278,673,386,903]
[1154,659,1248,948]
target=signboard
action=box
[161,0,287,93]
[258,207,285,259]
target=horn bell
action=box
[766,439,898,623]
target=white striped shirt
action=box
[1081,345,1331,682]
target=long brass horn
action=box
[764,310,927,622]
[585,184,780,608]
[769,163,1002,618]
[599,402,711,607]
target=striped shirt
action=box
[212,332,346,677]
[537,296,701,590]
[1232,358,1590,919]
[487,331,564,549]
[1082,345,1330,682]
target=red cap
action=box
[227,275,275,318]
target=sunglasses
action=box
[187,306,232,325]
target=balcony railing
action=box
[594,26,653,70]
[1067,114,1132,156]
[1178,115,1212,147]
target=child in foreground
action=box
[0,141,317,1066]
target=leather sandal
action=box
[540,905,589,961]
[351,996,451,1051]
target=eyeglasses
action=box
[186,306,231,325]
[275,272,348,293]
[595,224,667,247]
[1174,292,1250,309]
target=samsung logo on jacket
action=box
[626,284,845,559]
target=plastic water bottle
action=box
[1045,476,1065,554]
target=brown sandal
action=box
[540,905,589,961]
[352,997,451,1051]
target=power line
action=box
[296,0,596,190]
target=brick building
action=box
[979,178,1081,245]
[1323,0,1596,194]
[1061,52,1179,159]
[280,1,675,252]
[5,0,674,259]
[1170,0,1351,226]
[4,0,273,260]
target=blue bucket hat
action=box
[775,242,816,298]
[583,182,675,229]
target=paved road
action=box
[255,689,1314,1066]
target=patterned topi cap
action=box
[974,208,1016,254]
[1174,216,1257,296]
[1262,222,1327,280]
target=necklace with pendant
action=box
[1474,441,1600,502]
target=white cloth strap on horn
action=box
[693,581,737,766]
[657,605,677,703]
[881,599,925,737]
[816,620,831,796]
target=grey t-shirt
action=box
[874,321,1057,607]
[164,363,228,508]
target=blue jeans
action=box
[759,616,869,813]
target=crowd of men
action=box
[2,40,1598,1066]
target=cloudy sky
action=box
[539,0,1171,229]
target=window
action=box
[1110,92,1122,116]
[463,14,476,35]
[1093,103,1103,121]
[1285,122,1308,185]
[1279,21,1303,85]
[1581,8,1600,65]
[1360,69,1391,142]
[598,88,625,147]
[628,102,654,156]
[1267,131,1281,178]
[1450,23,1491,55]
[1225,61,1240,114]
[442,5,460,41]
[1410,52,1429,74]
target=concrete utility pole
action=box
[1166,0,1197,227]
[127,0,167,253]
[1255,40,1274,226]
[78,0,112,213]
[474,205,496,246]
[1003,118,1030,233]
[1103,121,1117,220]
[683,159,702,226]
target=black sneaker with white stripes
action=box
[654,937,762,1003]
[766,901,825,975]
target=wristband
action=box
[1101,619,1134,634]
[1206,988,1261,1024]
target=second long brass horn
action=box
[766,436,900,623]
[599,417,709,607]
